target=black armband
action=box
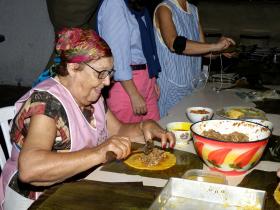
[173,36,187,54]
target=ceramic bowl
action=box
[166,122,192,145]
[186,107,214,123]
[191,119,271,176]
[245,119,273,131]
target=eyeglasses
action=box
[83,62,115,79]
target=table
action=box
[30,84,280,209]
[85,84,280,209]
[29,180,161,210]
[88,84,280,186]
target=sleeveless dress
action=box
[154,0,202,117]
[0,78,108,209]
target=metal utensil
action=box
[105,151,117,163]
[131,140,154,155]
[105,140,154,163]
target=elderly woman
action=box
[0,28,175,210]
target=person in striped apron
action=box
[154,0,235,117]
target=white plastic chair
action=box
[0,106,16,170]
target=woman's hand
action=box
[97,135,131,163]
[213,36,236,52]
[222,51,238,58]
[130,92,147,115]
[155,81,160,100]
[121,79,147,115]
[277,169,280,186]
[141,120,176,149]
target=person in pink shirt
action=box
[0,28,175,210]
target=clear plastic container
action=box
[182,169,227,184]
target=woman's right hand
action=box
[213,36,235,52]
[130,92,147,115]
[97,135,131,163]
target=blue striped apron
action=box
[154,0,202,117]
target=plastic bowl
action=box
[191,119,271,176]
[182,169,227,184]
[166,122,192,145]
[245,119,273,131]
[186,107,214,123]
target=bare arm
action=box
[106,109,144,143]
[155,5,234,55]
[19,114,130,186]
[199,22,219,58]
[106,110,176,148]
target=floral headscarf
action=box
[32,28,112,87]
[56,28,112,63]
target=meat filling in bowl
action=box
[202,129,249,142]
[190,109,210,114]
[139,148,167,166]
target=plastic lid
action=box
[182,169,227,184]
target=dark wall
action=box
[198,0,280,47]
[149,0,280,47]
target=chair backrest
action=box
[0,106,16,170]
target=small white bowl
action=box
[186,107,214,123]
[245,119,273,131]
[166,122,192,145]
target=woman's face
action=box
[69,56,114,107]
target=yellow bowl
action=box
[166,122,192,145]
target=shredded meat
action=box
[202,129,249,142]
[139,148,167,166]
[190,109,210,114]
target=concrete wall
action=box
[198,1,280,47]
[0,0,54,86]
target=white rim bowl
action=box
[186,107,214,123]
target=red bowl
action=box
[191,119,271,176]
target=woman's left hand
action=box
[155,81,160,100]
[222,52,238,58]
[141,120,176,149]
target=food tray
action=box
[149,178,266,210]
